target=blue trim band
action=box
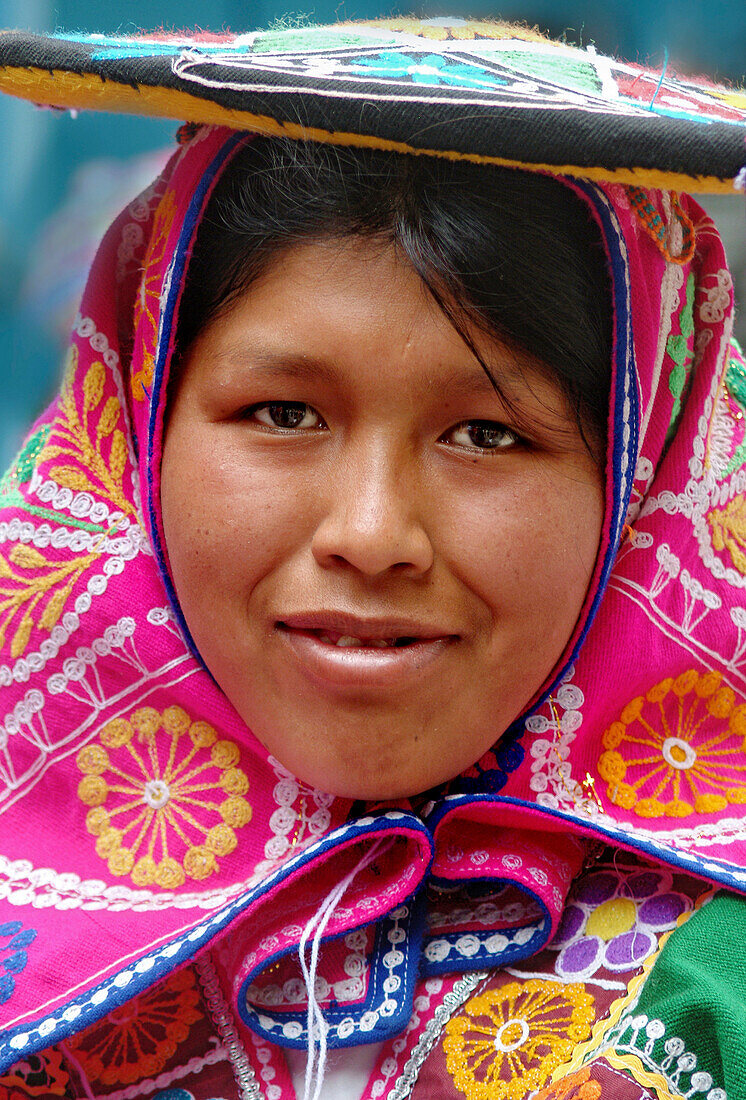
[237,891,427,1049]
[146,131,246,663]
[0,812,429,1073]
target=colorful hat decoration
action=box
[0,18,745,191]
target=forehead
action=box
[175,237,553,406]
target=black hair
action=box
[176,137,612,453]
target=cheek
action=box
[161,429,317,611]
[443,472,603,627]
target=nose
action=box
[311,444,435,578]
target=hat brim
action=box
[1,23,745,192]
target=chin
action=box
[246,707,493,801]
[325,775,427,801]
[279,749,459,802]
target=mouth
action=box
[289,628,422,649]
[275,616,457,688]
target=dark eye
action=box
[252,402,323,430]
[446,420,519,451]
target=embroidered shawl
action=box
[1,18,746,1076]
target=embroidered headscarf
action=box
[1,23,746,1075]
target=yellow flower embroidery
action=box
[0,351,136,659]
[443,979,595,1100]
[77,706,252,887]
[131,188,177,401]
[598,669,746,817]
[66,966,202,1085]
[709,495,746,574]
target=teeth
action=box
[317,633,398,648]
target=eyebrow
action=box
[211,344,532,402]
[212,347,341,387]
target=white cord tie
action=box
[299,837,389,1100]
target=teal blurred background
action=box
[1,0,745,465]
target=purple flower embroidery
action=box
[549,867,689,980]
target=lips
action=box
[275,614,457,688]
[277,612,452,641]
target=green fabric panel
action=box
[633,891,746,1099]
[726,340,746,410]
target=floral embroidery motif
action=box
[0,425,52,502]
[77,706,252,887]
[702,321,743,478]
[0,349,138,659]
[550,867,690,980]
[665,271,695,438]
[457,736,524,794]
[132,188,177,400]
[532,1067,602,1100]
[626,188,695,266]
[709,496,746,575]
[0,536,99,660]
[601,1013,726,1100]
[0,921,37,1006]
[0,531,112,660]
[38,346,135,518]
[443,979,595,1099]
[597,670,746,817]
[67,966,202,1086]
[0,1050,68,1098]
[255,757,333,872]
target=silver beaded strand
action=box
[195,953,264,1099]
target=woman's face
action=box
[161,239,605,799]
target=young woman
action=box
[1,18,746,1100]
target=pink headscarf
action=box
[1,124,745,1066]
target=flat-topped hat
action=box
[0,17,745,190]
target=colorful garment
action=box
[0,851,738,1098]
[0,17,745,1100]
